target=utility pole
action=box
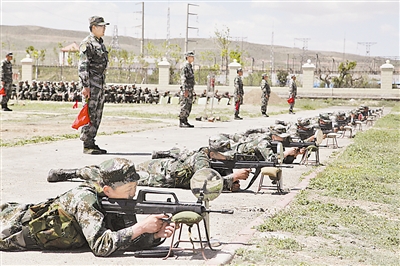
[185,3,199,53]
[270,31,274,76]
[166,5,170,58]
[357,42,377,56]
[141,2,144,56]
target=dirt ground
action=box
[1,90,284,144]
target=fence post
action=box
[158,58,170,86]
[302,59,315,89]
[228,59,241,87]
[21,54,33,83]
[380,60,394,91]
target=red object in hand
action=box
[72,100,78,109]
[0,87,5,96]
[287,97,294,104]
[72,104,90,130]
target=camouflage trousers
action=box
[261,96,269,114]
[1,82,12,105]
[179,89,194,120]
[0,203,33,250]
[136,148,210,189]
[80,86,105,147]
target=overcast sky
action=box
[1,0,399,57]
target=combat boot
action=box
[1,104,12,111]
[83,144,107,154]
[152,150,174,159]
[179,119,190,128]
[47,169,78,182]
[184,118,194,128]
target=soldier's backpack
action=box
[27,199,87,249]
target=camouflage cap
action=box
[89,16,110,26]
[6,52,13,57]
[237,68,243,73]
[185,51,195,57]
[99,158,140,187]
[262,73,267,78]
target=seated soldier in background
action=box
[1,158,175,257]
[47,150,250,192]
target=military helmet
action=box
[185,51,195,57]
[98,158,140,187]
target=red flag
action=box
[72,100,78,109]
[72,104,90,130]
[0,87,5,96]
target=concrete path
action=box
[0,106,375,265]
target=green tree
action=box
[332,60,359,88]
[214,25,231,84]
[276,69,289,87]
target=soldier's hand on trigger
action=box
[82,87,90,99]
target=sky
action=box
[1,0,399,58]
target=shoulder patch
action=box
[80,43,87,53]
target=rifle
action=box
[101,189,233,225]
[210,156,292,191]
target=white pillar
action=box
[302,59,316,89]
[20,54,33,83]
[158,58,171,86]
[380,60,394,91]
[228,59,241,87]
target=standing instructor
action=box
[78,16,109,154]
[1,52,13,112]
[179,51,195,128]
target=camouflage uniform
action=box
[260,76,271,116]
[233,71,244,119]
[78,23,109,148]
[136,148,236,191]
[209,129,273,161]
[288,76,297,113]
[0,158,161,256]
[179,52,195,126]
[1,53,13,110]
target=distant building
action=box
[59,42,79,66]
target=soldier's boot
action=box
[83,143,107,155]
[261,112,269,117]
[1,104,12,111]
[151,150,175,159]
[234,111,243,120]
[47,169,78,182]
[184,118,194,128]
[179,118,190,128]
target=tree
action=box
[276,69,289,87]
[332,60,361,88]
[214,25,231,83]
[26,46,46,79]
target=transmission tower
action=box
[294,38,311,51]
[357,42,377,56]
[110,25,121,51]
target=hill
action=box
[1,25,396,72]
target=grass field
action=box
[230,104,400,266]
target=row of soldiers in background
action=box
[104,85,160,104]
[11,80,81,102]
[280,105,382,142]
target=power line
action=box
[357,42,377,56]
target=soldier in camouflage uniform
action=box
[233,68,244,120]
[179,51,195,128]
[78,16,110,154]
[1,52,13,111]
[288,75,297,114]
[260,73,271,117]
[0,158,175,256]
[47,151,250,192]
